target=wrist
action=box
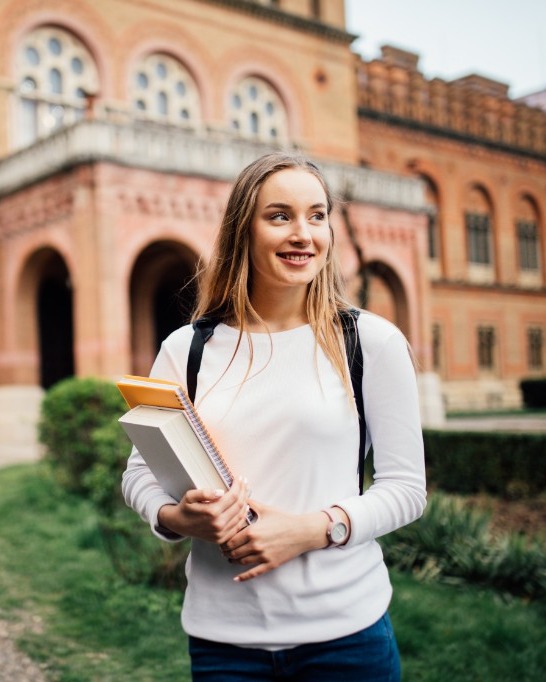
[157,503,177,532]
[322,506,351,547]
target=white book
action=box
[119,405,228,500]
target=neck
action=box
[249,286,309,332]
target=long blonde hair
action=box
[192,152,355,394]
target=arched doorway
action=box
[364,260,409,337]
[130,240,199,376]
[17,248,74,388]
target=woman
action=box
[122,152,426,681]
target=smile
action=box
[277,253,313,262]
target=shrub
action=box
[381,494,546,599]
[38,376,191,589]
[423,430,546,497]
[520,377,546,408]
[38,377,127,494]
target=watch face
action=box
[331,522,348,543]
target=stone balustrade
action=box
[0,119,426,212]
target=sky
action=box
[345,0,546,99]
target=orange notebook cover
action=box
[116,374,185,411]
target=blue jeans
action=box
[188,613,401,681]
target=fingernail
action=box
[212,489,224,498]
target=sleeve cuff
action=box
[334,496,377,548]
[147,494,186,543]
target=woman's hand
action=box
[158,476,250,545]
[220,500,335,582]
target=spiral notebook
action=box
[117,375,254,523]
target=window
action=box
[131,53,201,126]
[15,26,99,148]
[229,76,287,142]
[528,327,543,370]
[466,213,492,264]
[432,323,442,371]
[518,220,539,270]
[477,326,496,370]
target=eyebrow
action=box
[264,202,327,210]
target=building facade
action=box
[356,46,546,410]
[0,1,544,457]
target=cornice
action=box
[358,107,546,165]
[201,0,356,44]
[431,278,546,296]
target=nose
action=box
[290,214,312,244]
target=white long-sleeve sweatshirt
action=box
[122,311,426,650]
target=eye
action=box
[270,211,289,222]
[310,211,326,222]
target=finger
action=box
[186,488,226,504]
[233,562,272,582]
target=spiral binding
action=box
[175,386,233,488]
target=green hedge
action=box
[423,429,546,497]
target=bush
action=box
[381,494,546,599]
[38,376,190,588]
[38,377,127,494]
[423,429,546,497]
[520,377,546,408]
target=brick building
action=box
[356,45,546,410]
[0,0,544,455]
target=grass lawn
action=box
[0,463,545,681]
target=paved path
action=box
[444,414,546,433]
[0,617,48,682]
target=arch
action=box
[16,246,74,388]
[228,75,288,143]
[12,23,100,148]
[129,240,199,376]
[121,25,214,120]
[364,260,410,337]
[220,47,305,140]
[128,50,202,127]
[516,193,540,222]
[4,4,113,97]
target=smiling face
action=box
[248,168,331,301]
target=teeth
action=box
[282,254,309,261]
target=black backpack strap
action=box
[187,316,220,403]
[339,308,366,495]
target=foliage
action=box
[99,507,191,589]
[423,429,546,497]
[1,465,546,682]
[38,376,126,494]
[381,493,546,600]
[520,377,546,408]
[38,376,190,588]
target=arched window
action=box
[229,76,287,142]
[131,53,201,126]
[15,26,99,148]
[421,176,441,264]
[516,195,541,272]
[465,186,493,265]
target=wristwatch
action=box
[322,508,349,547]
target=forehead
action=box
[257,168,326,204]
